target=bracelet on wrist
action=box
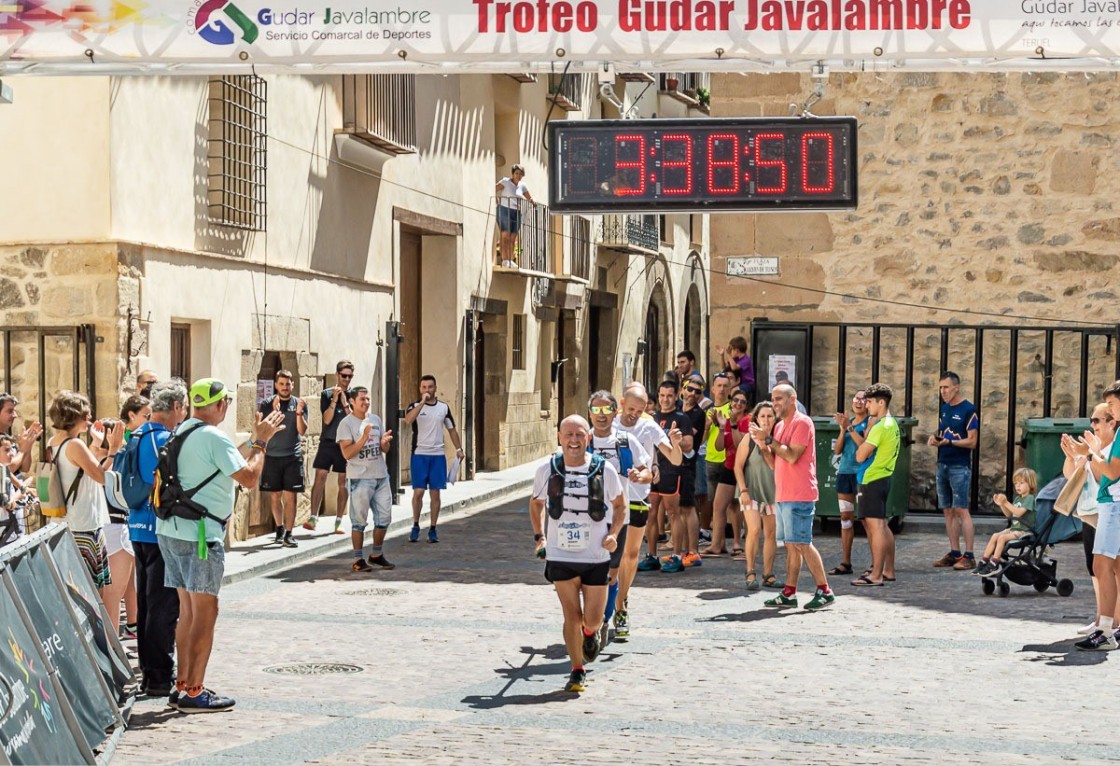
[250,440,267,452]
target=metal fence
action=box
[599,214,659,253]
[206,75,268,231]
[492,196,551,276]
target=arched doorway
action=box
[683,284,702,357]
[641,281,671,386]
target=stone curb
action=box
[221,479,533,587]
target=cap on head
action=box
[190,378,230,407]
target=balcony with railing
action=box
[341,74,417,154]
[553,215,592,283]
[599,214,659,254]
[547,73,585,112]
[492,197,552,278]
[659,72,711,113]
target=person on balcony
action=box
[496,164,533,268]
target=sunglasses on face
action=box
[1091,417,1112,424]
[854,397,866,402]
[684,386,703,393]
[732,398,747,405]
[589,406,615,415]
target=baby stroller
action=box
[980,476,1079,598]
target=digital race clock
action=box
[548,117,858,214]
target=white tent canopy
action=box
[3,0,1120,75]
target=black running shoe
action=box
[582,628,602,663]
[564,669,587,692]
[352,558,373,572]
[1075,629,1119,651]
[274,525,284,544]
[282,534,298,548]
[368,555,396,570]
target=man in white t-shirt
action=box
[337,387,396,573]
[531,415,626,693]
[495,164,533,267]
[613,383,682,637]
[403,374,464,544]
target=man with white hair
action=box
[612,383,683,638]
[750,384,836,611]
[530,415,626,693]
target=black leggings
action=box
[1083,523,1096,576]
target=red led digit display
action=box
[660,133,693,195]
[549,117,857,213]
[707,134,740,194]
[614,134,646,196]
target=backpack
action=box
[588,431,633,474]
[547,453,607,521]
[37,438,82,518]
[106,427,162,522]
[152,423,225,531]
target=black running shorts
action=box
[259,454,306,493]
[312,439,347,473]
[544,560,610,586]
[857,477,891,520]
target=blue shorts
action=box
[497,206,521,233]
[836,473,858,496]
[1093,502,1120,559]
[348,477,393,531]
[936,463,972,510]
[411,453,448,491]
[776,501,815,545]
[158,535,224,597]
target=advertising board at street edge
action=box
[4,1,1120,72]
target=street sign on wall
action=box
[4,1,1120,73]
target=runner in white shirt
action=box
[587,391,652,643]
[612,383,683,638]
[530,415,626,693]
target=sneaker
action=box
[1074,629,1119,651]
[302,518,318,531]
[352,558,373,572]
[121,623,137,640]
[409,525,420,543]
[368,555,396,570]
[176,688,236,714]
[661,555,685,573]
[146,683,172,698]
[274,525,284,544]
[282,534,298,548]
[682,552,703,568]
[333,516,345,535]
[933,552,958,568]
[952,555,975,571]
[699,529,712,544]
[764,594,798,609]
[973,562,992,576]
[428,527,439,544]
[564,669,587,692]
[1077,620,1099,636]
[598,621,610,651]
[614,609,630,639]
[982,562,1004,578]
[656,533,669,544]
[637,554,660,571]
[582,628,602,663]
[167,690,180,710]
[804,588,836,611]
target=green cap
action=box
[189,378,230,407]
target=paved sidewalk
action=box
[222,461,540,584]
[116,499,1109,766]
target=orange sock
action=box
[186,685,204,697]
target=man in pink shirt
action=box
[750,384,836,611]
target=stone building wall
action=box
[709,71,1120,510]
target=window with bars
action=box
[512,314,526,370]
[342,74,417,154]
[207,75,267,231]
[170,324,191,381]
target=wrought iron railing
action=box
[492,196,551,275]
[547,72,584,110]
[599,214,659,253]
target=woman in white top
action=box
[46,390,124,603]
[495,164,533,267]
[1061,402,1118,636]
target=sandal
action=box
[851,575,885,587]
[732,550,747,561]
[745,571,761,591]
[829,563,854,576]
[762,574,784,589]
[700,548,726,557]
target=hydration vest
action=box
[546,453,607,521]
[588,431,634,474]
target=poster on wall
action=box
[5,2,1120,72]
[256,379,274,406]
[768,354,796,391]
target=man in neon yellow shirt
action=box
[853,383,900,586]
[701,373,733,554]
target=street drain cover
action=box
[263,662,364,676]
[348,588,399,597]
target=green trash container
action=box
[1022,418,1091,486]
[813,416,917,530]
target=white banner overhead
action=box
[4,0,1120,74]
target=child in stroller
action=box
[975,468,1037,577]
[977,470,1079,598]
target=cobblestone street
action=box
[116,498,1113,765]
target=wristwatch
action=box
[765,436,774,446]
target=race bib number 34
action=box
[557,519,591,551]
